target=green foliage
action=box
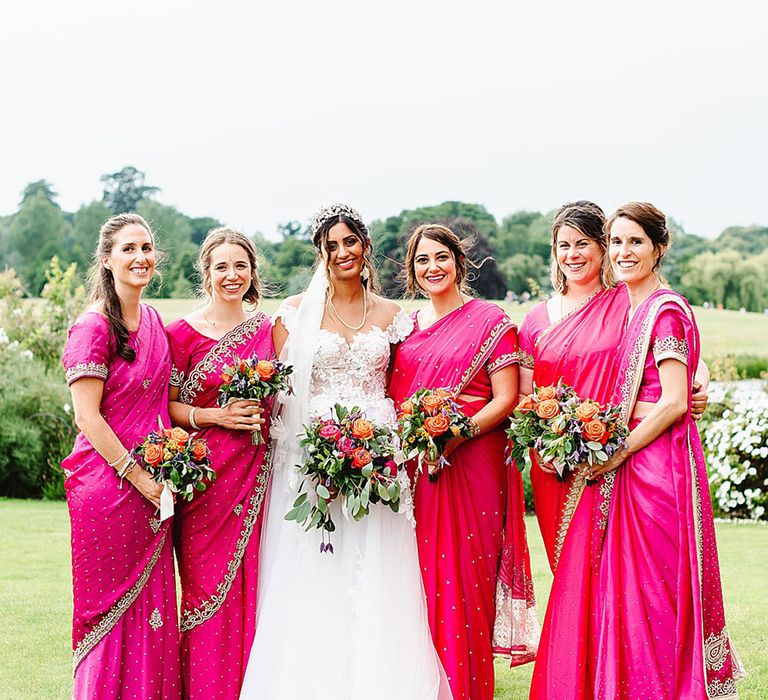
[21,180,58,207]
[7,192,71,294]
[70,200,112,273]
[101,165,160,214]
[682,250,768,312]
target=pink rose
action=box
[318,424,342,442]
[384,460,398,476]
[337,437,357,454]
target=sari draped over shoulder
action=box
[389,299,538,700]
[593,290,744,699]
[61,305,180,700]
[525,285,631,700]
[167,314,274,699]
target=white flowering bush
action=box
[701,381,768,521]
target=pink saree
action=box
[593,290,743,699]
[389,299,538,700]
[167,315,274,699]
[61,305,180,700]
[524,286,632,700]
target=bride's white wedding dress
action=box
[239,298,451,700]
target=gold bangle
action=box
[189,407,200,431]
[118,458,136,490]
[108,449,129,468]
[469,417,481,437]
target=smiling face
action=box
[104,223,155,290]
[608,216,663,285]
[413,236,459,298]
[322,222,366,282]
[555,224,604,289]
[207,242,252,303]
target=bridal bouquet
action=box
[285,404,401,553]
[506,382,629,479]
[218,356,294,444]
[396,387,475,481]
[133,417,216,520]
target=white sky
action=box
[1,0,766,239]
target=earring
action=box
[360,266,370,281]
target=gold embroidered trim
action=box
[178,315,267,405]
[453,320,516,395]
[653,335,690,366]
[553,474,585,569]
[180,448,273,632]
[149,608,163,631]
[142,378,151,390]
[707,678,738,698]
[65,361,108,385]
[169,365,183,388]
[597,471,616,531]
[72,532,167,671]
[233,504,243,516]
[487,353,518,374]
[149,517,161,534]
[705,628,731,672]
[516,349,535,370]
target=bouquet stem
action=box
[251,427,264,446]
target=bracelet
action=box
[469,417,481,438]
[117,457,136,490]
[108,449,129,468]
[189,406,200,431]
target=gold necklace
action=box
[327,285,368,331]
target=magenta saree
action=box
[593,290,743,699]
[61,305,180,700]
[389,299,538,700]
[524,286,632,700]
[167,315,274,699]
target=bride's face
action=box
[322,222,366,282]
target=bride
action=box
[240,204,452,699]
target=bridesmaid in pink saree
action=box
[525,202,711,700]
[588,203,743,699]
[61,214,180,699]
[389,224,538,700]
[166,228,273,699]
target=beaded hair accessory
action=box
[311,203,369,239]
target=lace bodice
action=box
[275,304,413,416]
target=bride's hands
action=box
[215,400,264,433]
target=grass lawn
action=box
[1,499,765,699]
[150,298,768,361]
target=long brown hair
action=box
[403,223,476,297]
[197,227,262,305]
[550,200,610,293]
[86,213,154,362]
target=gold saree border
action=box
[72,532,168,672]
[179,447,274,632]
[452,319,516,395]
[178,314,268,405]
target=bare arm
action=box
[168,385,264,433]
[691,357,710,421]
[443,365,519,458]
[518,366,534,402]
[70,378,162,508]
[585,358,689,479]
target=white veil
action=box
[271,265,328,488]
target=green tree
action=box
[501,254,548,295]
[21,180,58,207]
[713,225,768,256]
[101,166,160,214]
[493,211,551,260]
[8,192,71,294]
[70,201,112,277]
[189,216,223,245]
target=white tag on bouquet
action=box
[159,481,175,522]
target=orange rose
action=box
[221,373,232,383]
[168,426,189,444]
[351,419,374,440]
[255,360,276,380]
[399,399,415,415]
[584,419,608,444]
[536,399,560,420]
[351,447,373,468]
[420,395,444,415]
[536,386,557,401]
[517,395,536,413]
[424,414,451,437]
[144,443,164,467]
[433,388,453,400]
[575,400,600,423]
[191,441,207,460]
